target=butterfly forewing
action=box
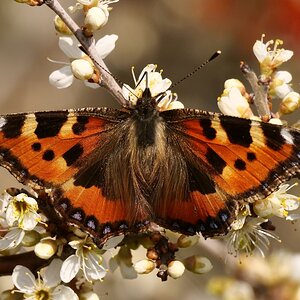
[154,109,300,236]
[0,108,150,245]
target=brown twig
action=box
[240,61,271,120]
[43,0,126,106]
[0,251,46,275]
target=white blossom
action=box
[12,259,78,300]
[218,87,253,118]
[0,193,44,251]
[226,217,280,257]
[254,183,300,219]
[253,36,293,76]
[49,35,118,89]
[270,70,293,99]
[60,236,107,283]
[122,64,184,110]
[280,91,300,115]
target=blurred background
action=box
[0,0,300,299]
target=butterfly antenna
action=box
[171,50,221,88]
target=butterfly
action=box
[0,87,299,247]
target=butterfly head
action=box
[133,87,159,120]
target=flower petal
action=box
[60,255,80,283]
[53,285,79,300]
[273,71,292,83]
[95,34,118,59]
[102,235,124,250]
[49,66,74,89]
[253,40,268,62]
[12,265,36,293]
[42,259,63,288]
[84,251,107,281]
[0,228,25,251]
[165,100,184,110]
[59,36,84,59]
[275,49,293,63]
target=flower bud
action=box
[183,255,213,274]
[224,79,246,95]
[54,15,72,35]
[218,87,253,118]
[279,91,300,114]
[34,238,57,259]
[167,260,185,279]
[268,118,283,125]
[269,71,293,99]
[79,291,100,300]
[134,259,156,274]
[21,230,40,247]
[71,59,94,80]
[84,7,108,33]
[177,235,199,248]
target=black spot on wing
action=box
[220,116,252,147]
[34,111,68,139]
[247,152,256,161]
[199,118,217,140]
[62,143,84,166]
[72,116,89,135]
[2,114,26,138]
[206,148,226,174]
[42,149,55,161]
[260,122,285,151]
[187,162,216,194]
[234,158,246,170]
[32,142,41,151]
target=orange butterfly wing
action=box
[153,109,300,237]
[0,108,146,245]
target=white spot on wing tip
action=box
[281,128,294,144]
[0,117,6,129]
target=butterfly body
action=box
[0,90,299,247]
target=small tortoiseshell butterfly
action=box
[0,87,299,247]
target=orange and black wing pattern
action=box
[0,108,146,246]
[155,109,300,237]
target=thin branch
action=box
[44,0,126,106]
[0,251,46,275]
[240,61,271,119]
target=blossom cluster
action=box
[208,251,300,300]
[218,35,300,119]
